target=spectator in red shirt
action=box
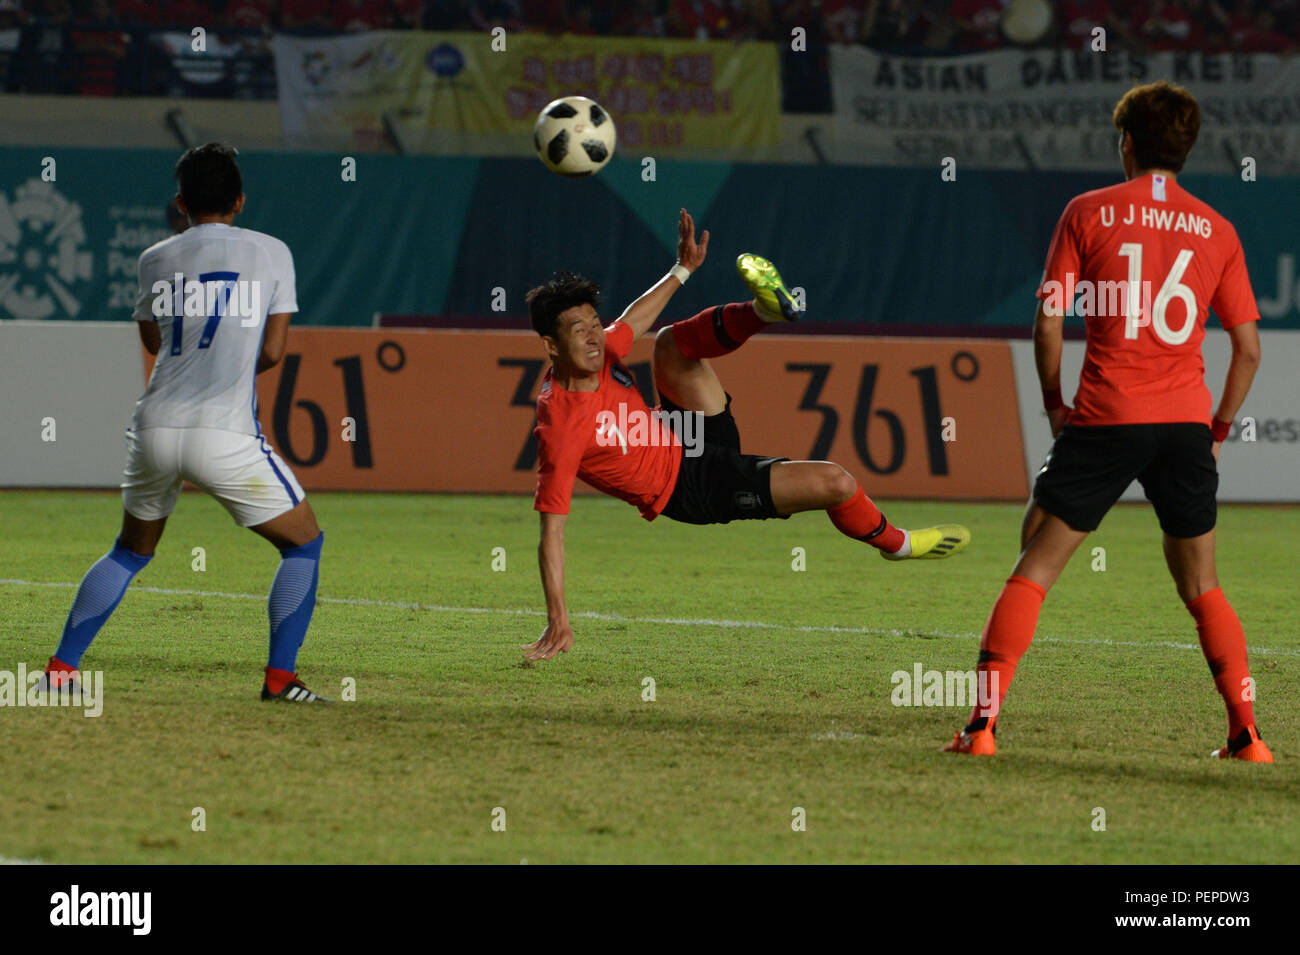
[519,0,563,31]
[949,0,1005,51]
[70,0,126,95]
[333,0,392,31]
[224,0,272,30]
[727,0,774,40]
[116,0,165,24]
[468,0,525,31]
[280,0,330,30]
[391,0,424,28]
[1058,0,1138,50]
[160,0,213,29]
[667,0,727,38]
[614,0,667,37]
[1133,0,1205,51]
[822,0,866,44]
[424,0,472,30]
[1236,5,1295,52]
[566,0,597,33]
[864,0,936,50]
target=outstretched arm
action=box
[525,511,574,660]
[615,208,710,341]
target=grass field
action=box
[1,490,1296,864]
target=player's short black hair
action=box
[1113,80,1200,174]
[526,271,601,338]
[175,143,242,217]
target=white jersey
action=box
[131,222,297,436]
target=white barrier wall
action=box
[1011,330,1300,503]
[0,322,143,487]
[1,320,1296,500]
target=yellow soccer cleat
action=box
[882,524,970,561]
[736,253,801,323]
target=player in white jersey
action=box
[43,144,328,703]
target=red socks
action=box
[671,303,767,360]
[968,575,1046,728]
[961,581,1257,739]
[1186,587,1255,739]
[827,486,906,553]
[264,666,297,695]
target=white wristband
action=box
[670,263,691,285]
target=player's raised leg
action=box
[943,504,1086,755]
[652,251,800,410]
[44,510,166,688]
[768,460,970,560]
[652,319,728,416]
[1163,530,1272,762]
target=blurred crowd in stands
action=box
[0,1,1295,100]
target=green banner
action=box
[2,147,1295,331]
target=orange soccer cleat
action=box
[942,727,996,755]
[1211,725,1274,763]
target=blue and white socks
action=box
[266,532,323,673]
[54,538,153,669]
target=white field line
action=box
[2,578,1298,658]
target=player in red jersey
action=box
[944,81,1271,761]
[523,209,971,661]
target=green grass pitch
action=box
[1,490,1296,864]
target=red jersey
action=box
[1036,173,1259,426]
[533,320,682,520]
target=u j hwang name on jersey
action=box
[150,273,263,326]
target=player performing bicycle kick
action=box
[523,209,970,660]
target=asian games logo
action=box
[302,50,331,87]
[0,179,93,319]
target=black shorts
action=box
[658,392,789,526]
[1033,422,1217,538]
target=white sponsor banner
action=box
[0,321,142,487]
[830,48,1300,173]
[1011,330,1300,503]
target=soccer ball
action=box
[533,96,617,178]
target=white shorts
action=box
[121,427,306,527]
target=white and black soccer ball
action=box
[533,96,617,178]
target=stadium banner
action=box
[1010,330,1300,503]
[829,48,1300,174]
[272,31,781,150]
[5,323,1295,503]
[232,327,1028,500]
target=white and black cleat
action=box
[261,678,331,703]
